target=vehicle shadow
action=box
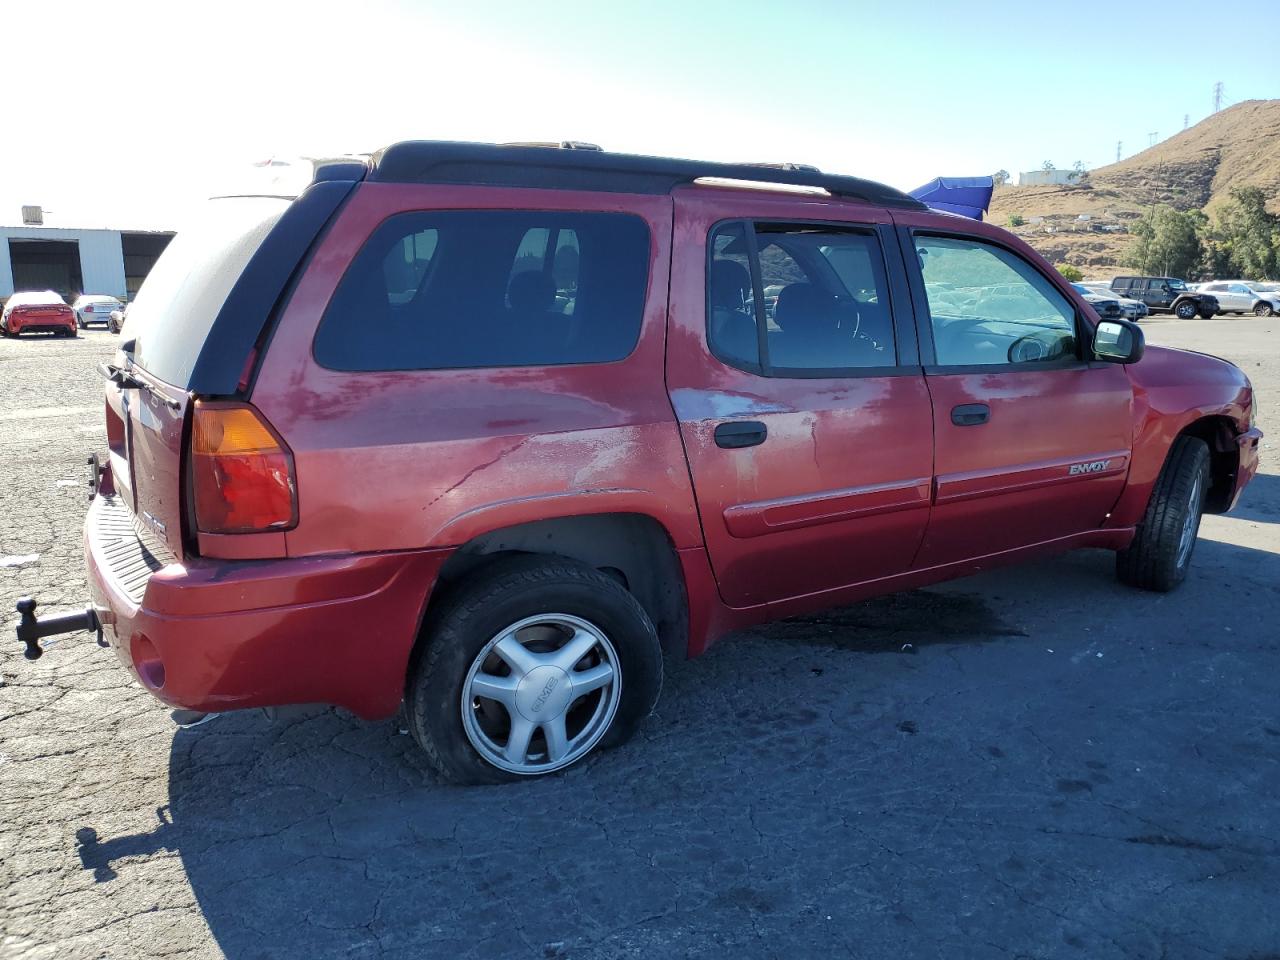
[1224,469,1279,524]
[70,536,1280,960]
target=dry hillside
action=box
[987,99,1280,275]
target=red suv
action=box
[17,143,1262,783]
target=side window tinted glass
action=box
[916,236,1078,367]
[707,223,759,367]
[314,212,649,371]
[706,223,897,374]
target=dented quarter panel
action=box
[249,182,703,557]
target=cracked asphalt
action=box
[2,318,1278,960]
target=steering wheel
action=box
[1007,334,1052,363]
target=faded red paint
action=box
[84,179,1261,721]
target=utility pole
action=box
[1213,81,1224,112]
[1116,141,1122,163]
[1148,131,1158,148]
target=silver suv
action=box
[1199,281,1280,317]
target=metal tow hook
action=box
[14,597,104,661]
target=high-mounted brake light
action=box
[191,402,297,534]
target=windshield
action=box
[122,196,290,387]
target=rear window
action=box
[313,211,650,371]
[124,197,291,386]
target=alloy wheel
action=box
[460,613,622,775]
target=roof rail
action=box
[369,141,924,208]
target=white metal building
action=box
[0,222,173,301]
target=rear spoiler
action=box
[908,176,994,221]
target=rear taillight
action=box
[84,305,95,313]
[191,402,297,534]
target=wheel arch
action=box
[429,512,691,657]
[1177,415,1239,513]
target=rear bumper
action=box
[84,495,451,719]
[10,321,76,334]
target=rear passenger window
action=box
[707,221,897,375]
[314,212,650,371]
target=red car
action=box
[17,143,1262,784]
[1,290,78,337]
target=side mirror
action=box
[1092,319,1144,364]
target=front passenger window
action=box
[917,236,1078,367]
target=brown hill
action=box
[987,99,1280,276]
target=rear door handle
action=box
[951,403,990,426]
[715,420,768,449]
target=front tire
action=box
[1255,303,1275,318]
[1175,301,1198,319]
[1116,436,1210,592]
[407,555,663,784]
[1199,309,1215,320]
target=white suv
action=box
[1199,281,1280,317]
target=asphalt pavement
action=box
[2,317,1278,960]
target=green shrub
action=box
[1007,213,1025,227]
[1057,264,1084,282]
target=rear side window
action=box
[707,221,897,375]
[126,197,291,387]
[314,211,650,371]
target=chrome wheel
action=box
[460,613,621,775]
[1176,471,1204,569]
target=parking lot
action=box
[1,317,1277,960]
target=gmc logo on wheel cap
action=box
[1069,459,1112,476]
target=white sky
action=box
[1,0,1273,230]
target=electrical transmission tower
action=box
[1116,141,1122,163]
[1183,113,1190,130]
[1213,81,1224,112]
[1148,131,1158,148]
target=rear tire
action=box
[1256,303,1275,318]
[1116,435,1210,592]
[407,555,663,784]
[1175,301,1197,319]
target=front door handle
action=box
[951,403,990,426]
[715,420,768,449]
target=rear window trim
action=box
[309,207,654,375]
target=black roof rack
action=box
[369,141,925,209]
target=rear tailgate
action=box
[113,196,296,560]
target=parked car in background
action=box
[1081,282,1148,320]
[1069,283,1123,320]
[16,143,1262,785]
[107,303,129,334]
[1199,281,1280,317]
[1,291,78,337]
[1111,276,1218,319]
[72,295,124,329]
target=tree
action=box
[1211,186,1280,279]
[1057,264,1084,282]
[1067,160,1088,182]
[1041,160,1056,173]
[993,169,1010,187]
[1129,205,1204,278]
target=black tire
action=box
[1255,303,1275,318]
[1175,301,1197,320]
[407,555,663,784]
[1199,309,1215,320]
[1116,435,1210,592]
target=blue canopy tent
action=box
[908,176,995,220]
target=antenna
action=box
[1213,81,1224,112]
